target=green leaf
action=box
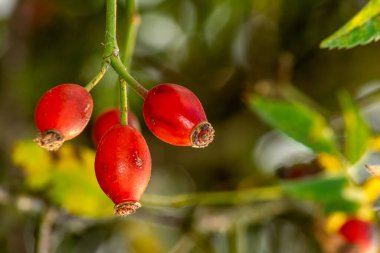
[249,96,338,155]
[281,175,358,214]
[338,91,371,164]
[321,0,380,49]
[12,140,113,218]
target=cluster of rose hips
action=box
[34,83,214,215]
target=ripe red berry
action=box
[143,83,214,147]
[339,218,374,252]
[95,124,151,215]
[92,108,140,146]
[34,84,93,151]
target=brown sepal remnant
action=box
[191,121,215,148]
[34,130,64,151]
[114,201,142,216]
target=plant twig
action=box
[117,0,140,124]
[168,235,195,253]
[103,0,148,99]
[103,0,119,59]
[84,0,119,92]
[122,0,140,67]
[111,56,148,98]
[36,208,58,253]
[141,186,282,208]
[85,61,109,91]
[228,225,238,253]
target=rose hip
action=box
[92,108,140,146]
[143,83,214,147]
[339,218,374,252]
[34,83,93,151]
[95,124,151,215]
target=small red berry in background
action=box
[143,83,214,148]
[34,84,93,151]
[338,218,375,253]
[92,108,140,146]
[95,124,151,215]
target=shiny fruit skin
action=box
[35,84,93,150]
[95,124,151,214]
[92,108,140,146]
[143,83,213,147]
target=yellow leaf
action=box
[317,153,343,173]
[363,177,380,203]
[12,140,52,189]
[325,212,347,234]
[12,140,113,218]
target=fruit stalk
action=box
[119,79,128,125]
[85,61,109,91]
[118,0,139,125]
[111,57,148,98]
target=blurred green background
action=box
[1,0,380,252]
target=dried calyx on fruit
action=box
[34,84,93,151]
[95,124,151,216]
[143,83,214,148]
[92,108,140,146]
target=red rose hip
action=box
[143,83,214,147]
[92,108,140,147]
[95,124,151,215]
[34,84,93,151]
[339,218,374,252]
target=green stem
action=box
[117,0,140,124]
[104,0,119,59]
[84,0,118,92]
[119,79,128,125]
[168,235,195,253]
[140,185,282,208]
[104,0,132,123]
[85,0,147,97]
[85,62,109,91]
[228,225,238,253]
[111,56,148,98]
[122,0,140,67]
[103,0,147,102]
[235,222,248,253]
